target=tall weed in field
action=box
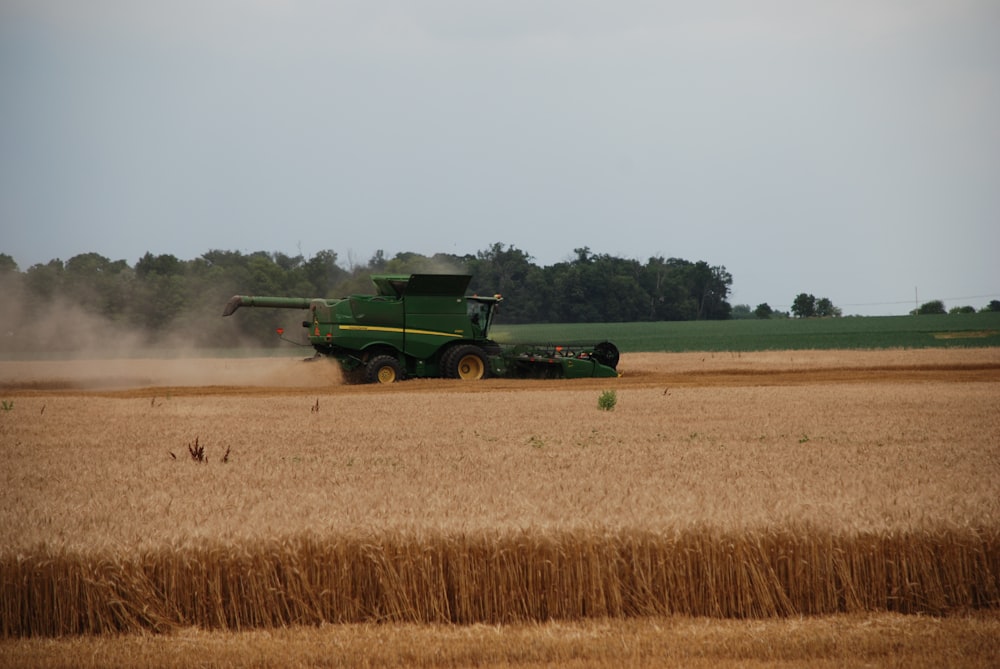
[597,390,617,411]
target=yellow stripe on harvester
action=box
[338,325,462,338]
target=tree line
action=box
[3,245,990,352]
[910,299,1000,315]
[0,244,734,350]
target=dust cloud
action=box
[0,281,343,390]
[0,356,345,391]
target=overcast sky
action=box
[1,1,997,315]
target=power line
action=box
[839,300,918,307]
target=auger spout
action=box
[222,295,313,317]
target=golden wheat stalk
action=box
[2,525,998,637]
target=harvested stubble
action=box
[3,525,998,637]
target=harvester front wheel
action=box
[445,345,488,380]
[366,355,403,384]
[592,341,620,370]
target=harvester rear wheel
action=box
[366,355,403,384]
[445,345,488,380]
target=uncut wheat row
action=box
[3,525,999,637]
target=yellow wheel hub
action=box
[457,355,485,380]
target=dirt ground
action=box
[2,347,998,397]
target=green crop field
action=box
[492,312,1000,353]
[4,313,997,362]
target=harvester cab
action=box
[223,273,619,384]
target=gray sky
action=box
[2,1,998,315]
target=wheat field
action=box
[0,348,998,664]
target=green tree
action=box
[0,256,26,351]
[915,300,946,315]
[303,250,345,296]
[640,257,691,321]
[949,305,976,314]
[791,293,816,318]
[754,303,774,319]
[367,250,387,273]
[815,297,842,318]
[0,253,18,274]
[469,243,533,293]
[196,250,253,305]
[686,261,732,320]
[198,249,254,300]
[467,243,535,322]
[381,251,467,276]
[545,261,601,322]
[985,300,1000,313]
[61,253,130,319]
[730,304,753,319]
[23,259,65,301]
[589,254,646,322]
[245,253,287,295]
[271,252,304,272]
[202,249,250,270]
[537,252,650,323]
[135,252,182,278]
[131,253,183,329]
[128,271,187,332]
[638,257,728,321]
[381,251,430,274]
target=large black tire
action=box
[365,355,404,384]
[443,345,488,380]
[439,346,461,379]
[591,341,620,370]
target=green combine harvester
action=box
[223,273,620,383]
